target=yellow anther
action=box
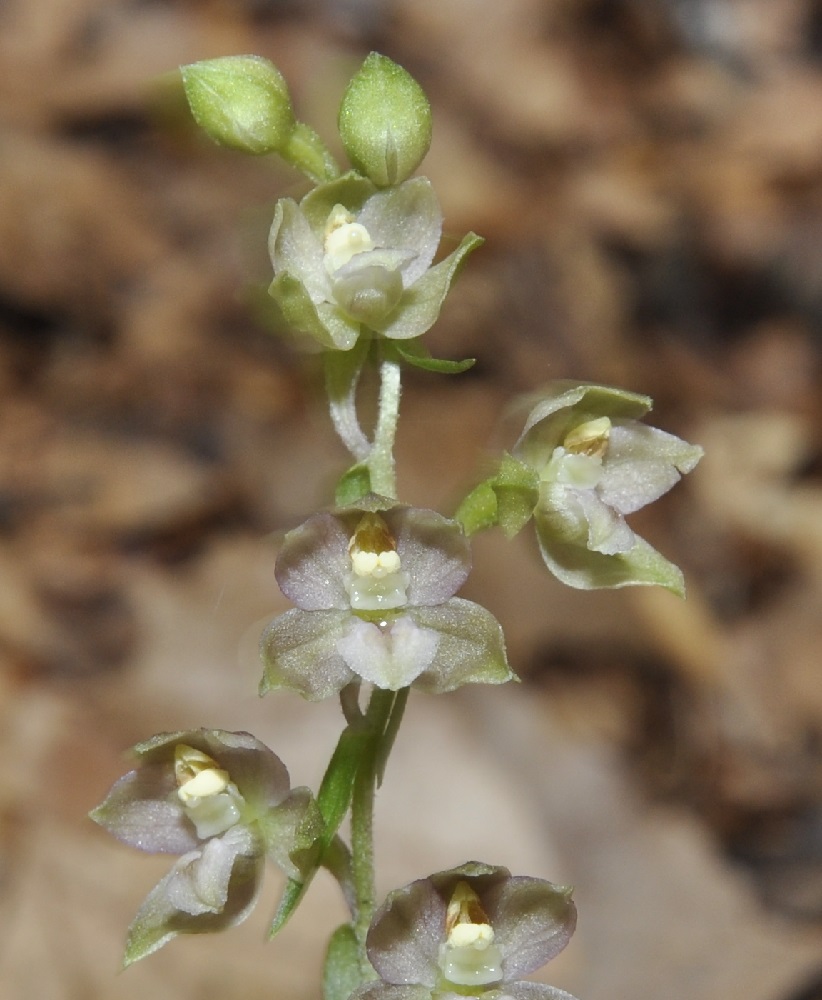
[174,745,230,804]
[563,416,611,459]
[445,881,493,943]
[323,204,374,273]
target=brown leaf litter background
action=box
[2,1,822,998]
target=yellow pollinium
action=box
[563,416,611,459]
[323,204,374,273]
[174,745,230,804]
[346,513,409,611]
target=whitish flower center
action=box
[541,416,612,489]
[323,204,375,275]
[345,512,410,612]
[174,745,245,840]
[437,881,503,988]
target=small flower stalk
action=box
[349,862,579,1000]
[90,729,322,965]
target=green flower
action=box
[268,173,481,350]
[514,382,703,594]
[90,729,322,965]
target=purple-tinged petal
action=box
[599,423,703,515]
[367,876,447,986]
[259,607,355,700]
[123,837,264,966]
[276,511,352,611]
[90,766,197,855]
[482,877,576,979]
[350,987,433,1000]
[385,507,470,606]
[337,615,439,690]
[409,599,515,694]
[488,985,580,1000]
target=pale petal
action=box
[123,843,263,966]
[89,766,196,855]
[349,987,433,1000]
[268,198,330,303]
[599,423,703,514]
[488,986,580,1000]
[357,177,442,286]
[337,615,439,690]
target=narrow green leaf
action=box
[317,724,371,841]
[268,876,310,937]
[323,924,363,1000]
[392,338,475,374]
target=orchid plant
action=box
[91,51,703,999]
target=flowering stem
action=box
[350,686,398,976]
[368,353,401,497]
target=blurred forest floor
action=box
[2,1,822,999]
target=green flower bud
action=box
[338,53,432,186]
[181,55,296,155]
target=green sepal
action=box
[268,272,360,351]
[323,924,363,1000]
[454,481,498,536]
[375,232,484,341]
[181,55,296,155]
[338,53,432,187]
[389,338,475,374]
[335,463,372,505]
[493,453,540,538]
[534,507,687,596]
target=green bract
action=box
[268,172,481,350]
[181,55,296,155]
[339,53,433,187]
[513,382,703,595]
[89,729,322,965]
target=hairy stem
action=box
[368,354,401,497]
[350,687,397,976]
